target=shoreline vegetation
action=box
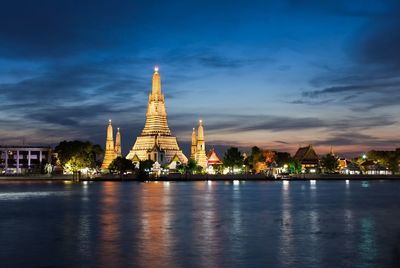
[1,174,400,182]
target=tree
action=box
[322,153,339,173]
[54,140,103,178]
[223,147,244,174]
[245,146,266,173]
[186,159,197,174]
[109,157,135,178]
[178,159,203,175]
[137,160,154,179]
[288,159,302,174]
[274,152,292,167]
[367,150,400,174]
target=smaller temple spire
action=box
[101,119,117,169]
[191,127,197,159]
[329,145,334,156]
[115,127,122,157]
[195,119,207,169]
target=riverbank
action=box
[1,174,400,181]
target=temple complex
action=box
[101,120,122,169]
[191,119,207,169]
[126,66,187,165]
[293,145,320,172]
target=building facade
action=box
[0,145,51,174]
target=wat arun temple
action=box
[125,66,188,165]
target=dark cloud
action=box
[315,132,400,148]
[172,113,397,136]
[0,0,144,58]
[287,0,399,18]
[294,2,400,111]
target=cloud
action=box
[315,132,400,147]
[171,113,397,136]
[293,2,400,111]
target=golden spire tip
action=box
[154,65,159,72]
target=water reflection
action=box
[310,180,317,190]
[99,182,122,267]
[362,181,369,188]
[0,181,398,267]
[280,181,294,266]
[78,182,91,258]
[137,182,175,267]
[357,218,377,268]
[192,181,219,267]
[231,180,243,258]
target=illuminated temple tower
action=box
[101,119,117,169]
[126,66,188,165]
[192,119,207,169]
[196,120,207,169]
[191,128,197,159]
[115,128,122,157]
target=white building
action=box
[0,145,51,174]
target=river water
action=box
[0,180,399,267]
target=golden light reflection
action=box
[99,182,122,267]
[136,182,175,267]
[192,181,219,267]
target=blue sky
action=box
[0,0,399,156]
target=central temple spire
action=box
[151,65,161,97]
[127,66,188,165]
[141,66,171,136]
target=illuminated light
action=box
[310,180,316,185]
[63,180,72,184]
[346,180,350,185]
[362,154,367,160]
[207,180,212,185]
[83,181,88,185]
[283,180,289,186]
[154,65,159,72]
[233,180,240,185]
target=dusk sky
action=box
[1,0,399,157]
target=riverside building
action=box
[0,145,51,174]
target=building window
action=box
[154,153,157,161]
